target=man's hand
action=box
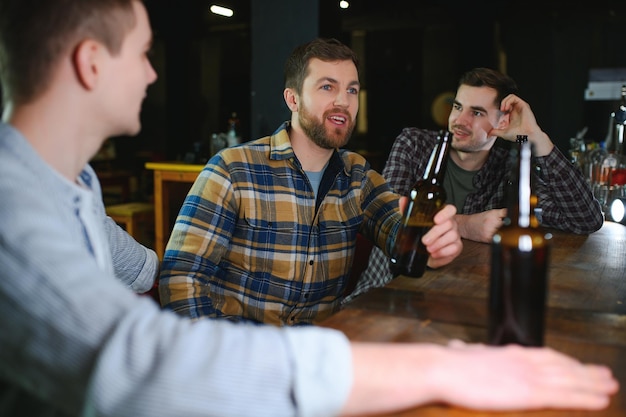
[489,94,553,157]
[424,204,463,269]
[456,209,506,243]
[396,198,462,268]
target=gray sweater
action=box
[0,122,351,417]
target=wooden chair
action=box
[106,202,155,247]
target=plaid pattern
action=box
[347,127,604,303]
[159,122,401,325]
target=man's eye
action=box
[321,85,332,91]
[348,88,359,94]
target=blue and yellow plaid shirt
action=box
[159,123,401,325]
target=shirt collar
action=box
[269,121,350,175]
[269,121,296,161]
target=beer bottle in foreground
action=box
[488,140,552,346]
[389,130,451,278]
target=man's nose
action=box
[334,91,349,108]
[453,109,471,126]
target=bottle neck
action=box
[423,130,451,184]
[606,85,626,154]
[508,141,535,228]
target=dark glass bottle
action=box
[604,85,626,155]
[601,85,626,189]
[389,130,451,278]
[488,140,552,346]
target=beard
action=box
[298,104,355,150]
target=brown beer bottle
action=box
[389,130,451,278]
[488,140,552,346]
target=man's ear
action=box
[284,88,298,112]
[72,39,102,90]
[497,111,510,129]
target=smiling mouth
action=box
[329,115,347,124]
[452,128,470,138]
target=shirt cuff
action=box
[286,327,353,417]
[129,247,159,293]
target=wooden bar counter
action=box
[321,221,626,416]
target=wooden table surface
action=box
[321,221,626,416]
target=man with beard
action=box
[347,67,603,304]
[158,38,463,326]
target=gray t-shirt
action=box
[443,158,478,212]
[305,168,324,200]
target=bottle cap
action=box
[516,135,528,143]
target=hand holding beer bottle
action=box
[389,130,452,278]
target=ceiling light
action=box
[339,1,350,9]
[210,5,234,17]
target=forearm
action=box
[455,213,494,243]
[340,343,440,416]
[529,130,554,157]
[456,213,473,241]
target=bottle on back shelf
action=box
[226,112,240,147]
[601,85,626,185]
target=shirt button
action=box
[309,260,314,265]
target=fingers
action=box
[421,205,462,268]
[528,358,619,411]
[447,339,487,350]
[491,94,534,141]
[440,344,619,412]
[433,204,457,223]
[504,346,619,410]
[447,339,466,348]
[398,195,408,215]
[488,208,507,235]
[424,205,458,247]
[499,93,525,113]
[457,210,498,243]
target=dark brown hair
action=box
[284,38,359,94]
[458,68,519,108]
[0,0,139,106]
